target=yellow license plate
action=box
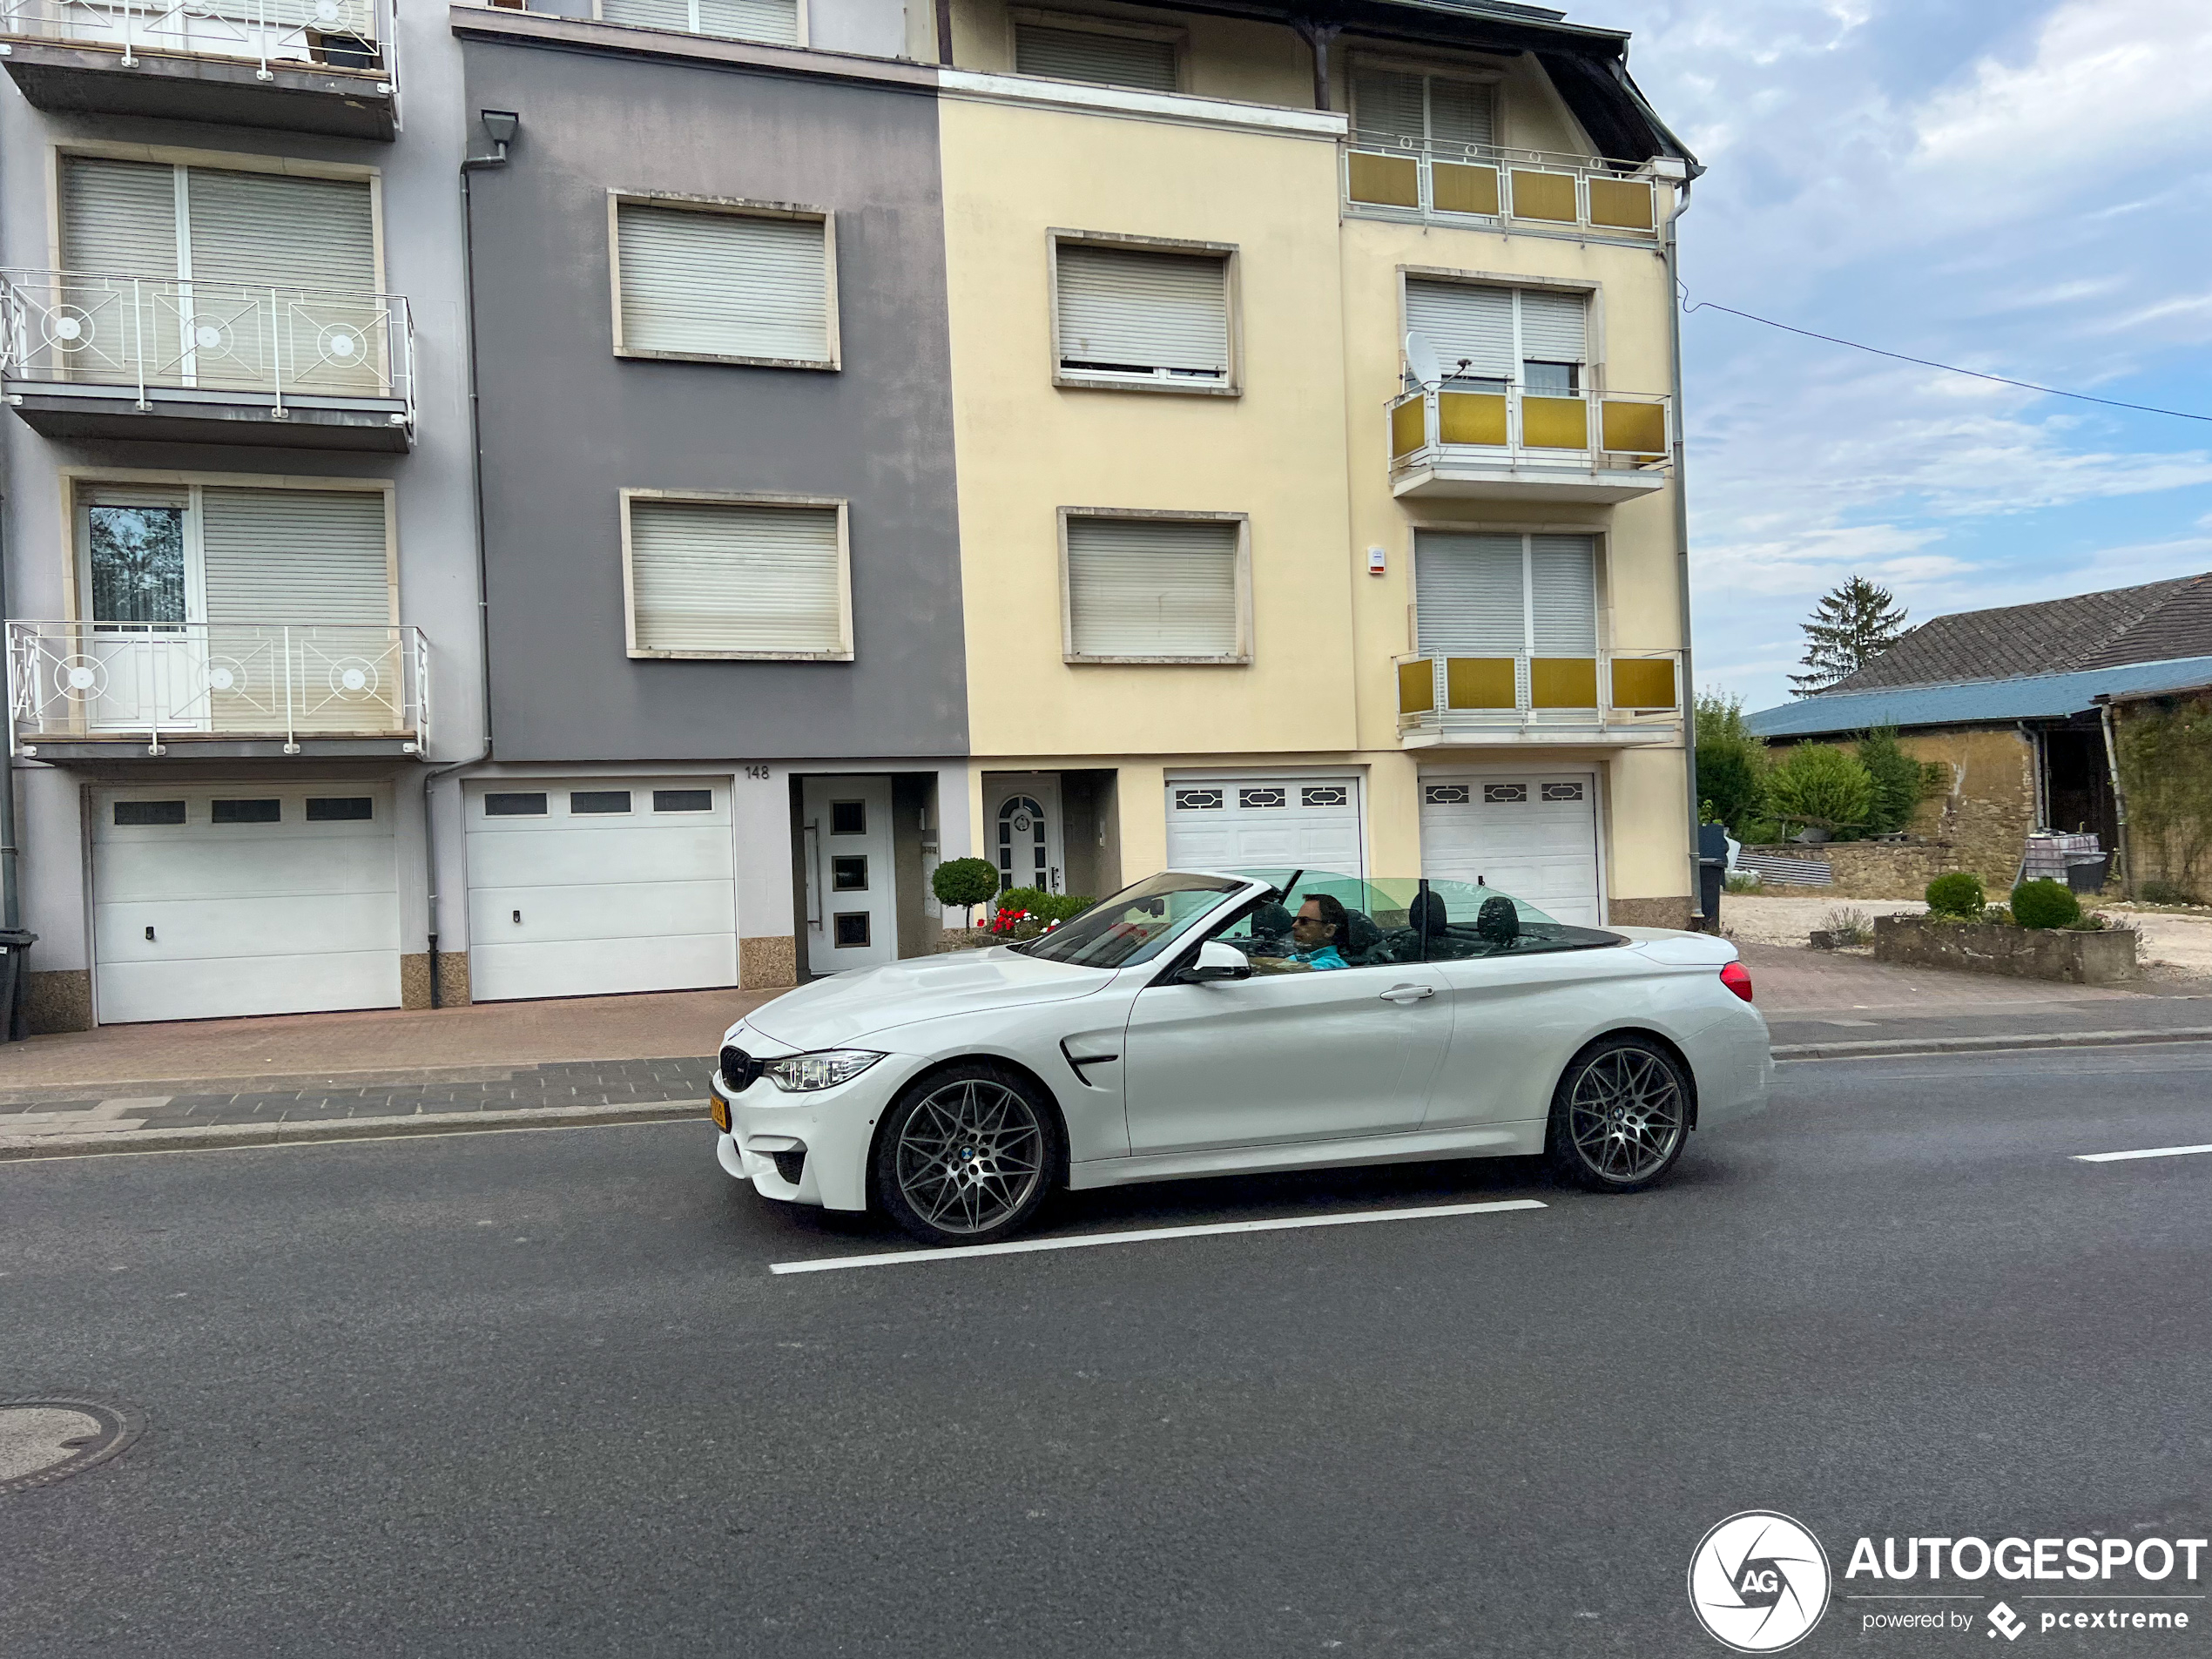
[709,1094,731,1133]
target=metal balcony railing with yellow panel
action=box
[1386,383,1669,503]
[1393,650,1683,746]
[1344,139,1676,240]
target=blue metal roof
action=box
[1746,654,2212,738]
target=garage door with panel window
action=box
[1420,775,1601,926]
[60,155,383,396]
[1163,778,1365,877]
[91,785,400,1023]
[466,781,737,1001]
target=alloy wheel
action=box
[1566,1047,1685,1184]
[893,1078,1047,1236]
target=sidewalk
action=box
[0,987,779,1155]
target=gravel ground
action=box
[1719,892,2212,976]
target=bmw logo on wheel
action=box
[1688,1510,1831,1653]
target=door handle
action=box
[1379,983,1434,1003]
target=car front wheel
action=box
[873,1063,1060,1246]
[1544,1035,1689,1192]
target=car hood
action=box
[738,947,1114,1050]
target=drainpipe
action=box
[1662,167,1699,921]
[0,510,17,937]
[423,118,516,1006]
[2097,698,2134,900]
[934,0,952,63]
[1291,19,1340,111]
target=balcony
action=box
[1386,385,1669,503]
[0,0,395,138]
[8,620,428,759]
[2,271,414,450]
[1395,650,1682,747]
[1345,139,1676,241]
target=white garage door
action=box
[1420,772,1601,926]
[466,779,736,1001]
[92,785,400,1023]
[1163,777,1366,877]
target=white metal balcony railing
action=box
[0,0,394,81]
[1,270,414,423]
[1388,383,1669,475]
[1395,649,1682,738]
[1345,138,1672,236]
[8,620,428,751]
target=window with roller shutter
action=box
[596,0,799,46]
[1015,21,1179,90]
[622,494,852,661]
[1061,513,1248,663]
[612,199,835,368]
[1351,64,1495,152]
[1402,279,1588,394]
[1052,237,1235,391]
[1415,532,1600,661]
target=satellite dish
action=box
[1405,331,1444,389]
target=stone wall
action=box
[1899,727,2036,891]
[1872,914,2136,985]
[1738,840,1959,900]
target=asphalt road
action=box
[3,1046,2208,1658]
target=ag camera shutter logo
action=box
[1689,1511,1832,1652]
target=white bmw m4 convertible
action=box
[710,868,1771,1246]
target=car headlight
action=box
[764,1049,885,1092]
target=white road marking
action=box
[2071,1143,2212,1163]
[769,1198,1547,1275]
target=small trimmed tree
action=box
[1764,743,1874,834]
[2011,879,2081,930]
[1925,872,1985,919]
[930,857,1001,929]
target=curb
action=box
[0,1098,706,1161]
[1773,1027,2212,1062]
[0,1056,715,1109]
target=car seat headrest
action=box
[1345,911,1382,954]
[1251,900,1293,936]
[1407,890,1450,937]
[1476,895,1519,944]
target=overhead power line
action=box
[1679,293,2212,423]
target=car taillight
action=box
[1719,961,1753,1002]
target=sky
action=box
[1597,0,2212,713]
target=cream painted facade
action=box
[935,1,1699,927]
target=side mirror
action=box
[1177,940,1251,984]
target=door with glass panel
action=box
[985,773,1065,895]
[79,487,205,732]
[801,776,898,974]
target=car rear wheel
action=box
[1544,1035,1689,1192]
[874,1063,1059,1246]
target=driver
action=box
[1251,894,1352,973]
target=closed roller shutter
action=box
[1529,536,1597,654]
[1405,280,1512,381]
[600,0,797,43]
[1352,67,1493,147]
[629,499,844,656]
[183,169,374,293]
[1015,24,1177,90]
[1066,516,1240,658]
[200,489,390,627]
[1415,532,1523,655]
[1055,244,1228,379]
[1427,77,1494,147]
[617,205,829,362]
[60,157,178,277]
[1519,289,1587,364]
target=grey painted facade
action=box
[0,10,487,1027]
[455,19,968,764]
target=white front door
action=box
[802,776,898,974]
[91,784,401,1023]
[1420,772,1602,926]
[1162,776,1365,877]
[465,779,738,1001]
[985,772,1065,894]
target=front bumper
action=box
[708,1055,920,1212]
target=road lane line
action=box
[770,1197,1548,1275]
[2071,1143,2212,1163]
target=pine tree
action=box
[1789,576,1911,695]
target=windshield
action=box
[1224,870,1622,963]
[1015,872,1246,969]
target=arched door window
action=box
[996,794,1049,891]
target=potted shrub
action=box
[1873,872,2134,984]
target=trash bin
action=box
[1696,824,1729,933]
[0,927,37,1043]
[2065,854,2110,894]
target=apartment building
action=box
[0,0,484,1028]
[1,0,1696,1026]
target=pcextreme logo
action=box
[1689,1511,1834,1653]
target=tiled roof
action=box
[1746,654,2212,738]
[1820,572,2212,692]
